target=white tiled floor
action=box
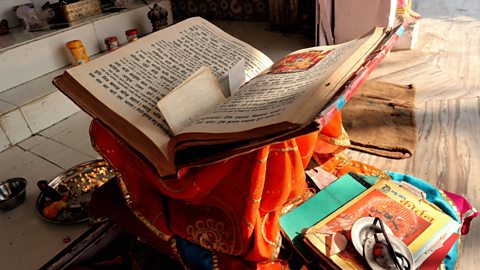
[0,111,98,270]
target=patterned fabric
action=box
[171,0,269,21]
[89,113,344,265]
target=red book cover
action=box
[419,233,458,270]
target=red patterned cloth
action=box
[89,114,345,262]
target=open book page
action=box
[157,66,226,135]
[181,28,385,134]
[65,17,273,158]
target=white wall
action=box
[0,2,172,93]
[0,0,27,28]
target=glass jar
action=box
[125,28,139,42]
[104,36,119,52]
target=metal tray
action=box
[35,160,115,224]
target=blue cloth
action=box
[387,171,460,270]
[175,237,214,270]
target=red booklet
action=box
[419,233,458,270]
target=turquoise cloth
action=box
[175,237,214,270]
[387,171,460,270]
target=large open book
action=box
[54,17,404,177]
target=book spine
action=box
[314,22,408,129]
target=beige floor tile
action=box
[21,92,80,134]
[0,147,87,269]
[40,111,99,159]
[28,138,95,170]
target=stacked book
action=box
[280,173,460,269]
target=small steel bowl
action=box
[0,177,27,211]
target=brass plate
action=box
[36,160,115,224]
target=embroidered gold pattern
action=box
[438,189,462,270]
[211,196,241,254]
[212,253,220,270]
[245,217,255,230]
[170,238,188,269]
[261,212,277,246]
[269,146,299,153]
[186,219,230,253]
[272,233,282,260]
[117,174,133,206]
[256,155,269,163]
[317,127,350,147]
[438,190,461,227]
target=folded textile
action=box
[342,80,417,158]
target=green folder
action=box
[280,173,370,262]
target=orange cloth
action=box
[89,112,345,264]
[310,111,386,179]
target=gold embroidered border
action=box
[170,238,189,269]
[261,212,277,246]
[212,253,220,270]
[256,155,269,163]
[325,155,391,181]
[245,216,255,230]
[438,189,462,270]
[269,146,299,153]
[438,190,461,227]
[117,175,172,241]
[272,233,282,260]
[317,127,351,147]
[211,195,241,255]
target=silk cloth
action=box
[89,112,345,264]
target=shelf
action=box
[0,1,171,152]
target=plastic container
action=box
[65,40,89,65]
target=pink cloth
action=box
[443,190,479,235]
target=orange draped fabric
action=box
[89,112,347,266]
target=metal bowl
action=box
[0,177,27,211]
